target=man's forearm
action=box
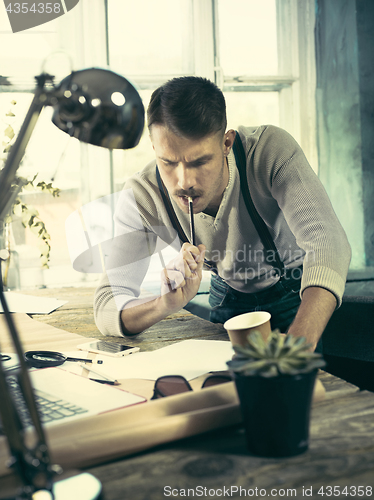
[287,286,337,350]
[120,296,180,335]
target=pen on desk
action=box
[89,378,119,386]
[79,363,118,385]
[188,197,196,246]
[67,356,92,363]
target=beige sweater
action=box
[94,125,351,336]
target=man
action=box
[94,76,351,351]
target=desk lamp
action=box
[0,67,144,499]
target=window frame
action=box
[211,0,318,172]
[105,0,318,171]
[1,0,318,194]
[0,0,318,287]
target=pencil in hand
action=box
[158,251,176,293]
[188,197,196,246]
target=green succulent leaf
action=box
[232,343,263,359]
[227,329,326,377]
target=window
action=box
[217,0,279,129]
[218,0,278,76]
[1,0,317,290]
[108,0,194,79]
[107,0,317,189]
[218,0,317,168]
[0,4,105,289]
[106,0,196,191]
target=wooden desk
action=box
[2,287,374,499]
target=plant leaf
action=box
[4,125,14,140]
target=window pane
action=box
[0,92,91,289]
[0,17,64,86]
[112,90,155,188]
[217,0,278,76]
[224,91,279,130]
[0,94,81,188]
[107,0,194,78]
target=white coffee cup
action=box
[224,311,271,346]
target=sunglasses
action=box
[150,372,232,400]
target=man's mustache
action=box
[173,190,203,198]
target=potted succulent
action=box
[227,329,326,458]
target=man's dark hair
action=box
[147,76,227,139]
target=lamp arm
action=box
[0,66,141,498]
[0,288,58,497]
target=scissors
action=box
[24,350,93,369]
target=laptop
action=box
[0,361,146,432]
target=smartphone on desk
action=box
[77,340,140,358]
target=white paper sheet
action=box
[0,292,67,314]
[29,368,145,414]
[62,340,235,381]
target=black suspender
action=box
[156,167,189,244]
[232,131,285,278]
[156,130,285,278]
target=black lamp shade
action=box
[52,67,144,150]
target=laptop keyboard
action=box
[0,375,88,434]
[35,391,89,423]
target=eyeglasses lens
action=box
[154,376,191,398]
[201,375,232,388]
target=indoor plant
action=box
[227,329,326,458]
[1,99,60,288]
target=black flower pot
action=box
[233,369,318,458]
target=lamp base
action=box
[0,472,102,500]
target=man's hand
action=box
[160,242,206,313]
[287,286,337,351]
[120,243,205,335]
